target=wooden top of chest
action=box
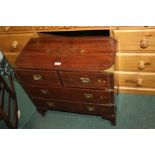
[15,36,117,71]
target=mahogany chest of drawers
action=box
[14,35,117,125]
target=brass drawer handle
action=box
[46,102,55,106]
[80,77,90,84]
[11,41,19,49]
[140,39,148,49]
[83,93,93,99]
[40,89,49,94]
[98,79,106,83]
[87,106,95,111]
[33,74,42,81]
[100,96,108,100]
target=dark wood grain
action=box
[32,97,115,116]
[22,36,116,55]
[21,84,113,104]
[23,84,65,100]
[15,36,116,71]
[60,71,113,89]
[15,69,61,86]
[15,53,114,71]
[14,35,116,125]
[65,88,113,104]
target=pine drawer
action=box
[113,30,155,51]
[0,26,33,33]
[115,53,155,72]
[115,72,155,88]
[0,33,35,53]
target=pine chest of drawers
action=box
[114,29,155,95]
[14,35,117,124]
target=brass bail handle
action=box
[83,93,93,99]
[40,89,49,94]
[80,77,90,84]
[33,74,42,81]
[87,106,95,111]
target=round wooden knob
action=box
[11,41,19,49]
[136,79,143,87]
[138,60,145,70]
[140,39,148,49]
[4,26,10,32]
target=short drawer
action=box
[15,69,61,86]
[0,33,35,52]
[115,72,155,88]
[23,85,65,100]
[114,30,155,51]
[115,53,155,72]
[60,71,113,89]
[66,88,113,104]
[32,98,115,115]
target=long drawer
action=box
[32,97,115,116]
[0,33,35,52]
[15,69,61,86]
[23,84,113,104]
[60,71,113,89]
[115,53,155,72]
[115,72,155,88]
[114,30,155,51]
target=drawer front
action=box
[114,30,155,51]
[115,54,155,72]
[0,26,33,33]
[60,71,113,89]
[66,88,113,104]
[115,72,155,88]
[32,98,115,115]
[23,85,65,100]
[0,33,35,52]
[15,69,61,86]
